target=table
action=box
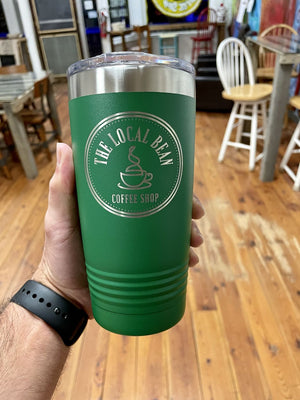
[247,35,300,182]
[149,22,226,45]
[109,23,226,53]
[0,71,61,179]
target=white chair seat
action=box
[216,37,273,171]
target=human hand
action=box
[34,143,204,318]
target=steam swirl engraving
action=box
[118,146,153,190]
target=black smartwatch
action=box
[11,280,88,346]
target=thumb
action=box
[45,143,78,232]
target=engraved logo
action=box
[118,146,153,190]
[85,112,183,218]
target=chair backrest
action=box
[33,77,50,116]
[259,24,298,68]
[216,37,255,93]
[0,64,28,74]
[196,7,217,38]
[133,25,152,53]
[260,23,297,38]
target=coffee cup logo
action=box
[118,146,153,190]
[85,112,183,218]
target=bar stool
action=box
[216,38,272,171]
[159,33,178,58]
[280,96,300,191]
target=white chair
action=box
[216,37,273,170]
[280,96,300,191]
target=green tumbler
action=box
[68,52,195,335]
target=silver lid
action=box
[67,52,195,100]
[67,52,195,77]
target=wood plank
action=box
[188,261,217,312]
[136,333,169,400]
[166,308,203,400]
[236,275,300,399]
[64,322,110,400]
[194,115,272,399]
[207,197,300,397]
[0,162,52,263]
[220,161,300,373]
[102,334,137,400]
[193,310,239,400]
[197,112,300,397]
[0,186,48,302]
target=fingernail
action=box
[194,194,204,209]
[193,194,200,203]
[193,224,204,243]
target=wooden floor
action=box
[0,82,300,400]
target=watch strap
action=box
[11,280,88,346]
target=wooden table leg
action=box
[121,33,127,51]
[47,82,62,140]
[3,102,38,179]
[259,59,293,182]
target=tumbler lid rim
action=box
[67,52,195,77]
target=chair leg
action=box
[36,125,52,161]
[249,104,258,171]
[49,116,62,142]
[293,164,300,191]
[0,149,12,179]
[191,43,195,64]
[2,164,12,179]
[280,120,300,170]
[218,102,239,162]
[236,103,245,143]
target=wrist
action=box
[32,268,82,309]
[32,265,92,318]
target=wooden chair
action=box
[129,25,152,53]
[191,7,217,64]
[257,24,298,80]
[0,118,12,179]
[280,95,300,191]
[19,77,61,161]
[216,37,273,170]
